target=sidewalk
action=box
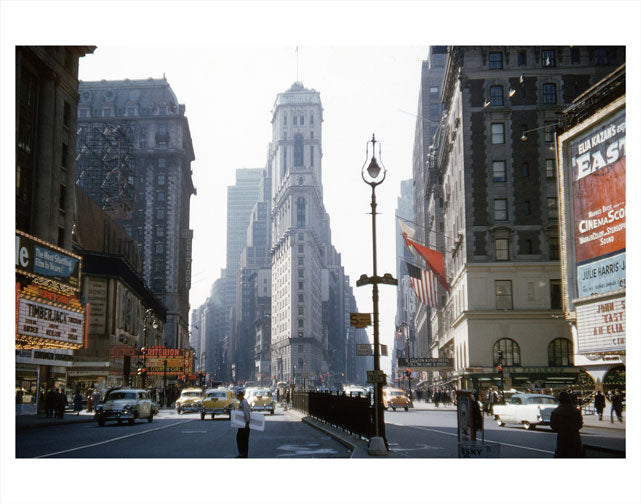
[14,407,176,431]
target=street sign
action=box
[350,312,371,328]
[381,344,388,356]
[397,357,454,370]
[356,344,373,356]
[367,370,387,384]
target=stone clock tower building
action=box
[270,82,330,384]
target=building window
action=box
[310,145,314,166]
[493,337,520,365]
[293,116,297,126]
[546,159,556,178]
[298,319,304,328]
[102,107,113,117]
[139,127,147,148]
[491,123,505,144]
[548,338,573,366]
[571,47,580,64]
[300,115,304,125]
[298,294,303,303]
[542,49,556,67]
[495,238,509,261]
[298,282,303,290]
[543,83,557,104]
[298,244,304,253]
[550,280,562,310]
[156,225,164,237]
[155,243,164,254]
[298,269,304,278]
[549,236,559,260]
[547,197,558,219]
[595,47,609,65]
[296,197,306,227]
[63,101,71,129]
[61,143,69,170]
[157,191,165,202]
[490,85,504,106]
[126,107,137,116]
[59,184,66,211]
[544,121,557,142]
[521,162,529,177]
[494,199,508,221]
[492,161,506,182]
[310,113,314,125]
[156,208,165,219]
[294,134,304,166]
[524,239,533,254]
[518,50,527,66]
[430,103,440,116]
[298,306,304,315]
[298,256,304,266]
[489,52,503,69]
[298,233,304,240]
[523,200,531,216]
[157,174,165,185]
[496,280,513,310]
[158,158,166,169]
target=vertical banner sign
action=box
[571,110,626,297]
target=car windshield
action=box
[208,392,226,399]
[389,391,404,397]
[182,392,201,397]
[526,396,558,405]
[108,392,136,401]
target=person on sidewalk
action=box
[610,389,624,423]
[73,390,83,415]
[235,390,251,458]
[594,390,606,421]
[56,388,67,419]
[550,391,584,458]
[45,388,56,418]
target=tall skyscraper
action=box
[270,82,329,384]
[76,77,195,349]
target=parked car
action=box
[492,393,559,430]
[200,387,237,420]
[247,388,275,414]
[344,386,369,397]
[382,387,411,411]
[175,387,203,414]
[95,388,154,426]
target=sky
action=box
[2,2,641,504]
[76,44,426,378]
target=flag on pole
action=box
[403,236,449,292]
[406,262,439,308]
[399,219,416,240]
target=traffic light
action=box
[406,368,412,378]
[497,350,503,363]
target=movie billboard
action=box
[570,109,625,297]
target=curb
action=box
[16,416,96,431]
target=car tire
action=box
[404,406,409,412]
[211,414,215,420]
[148,413,153,423]
[523,421,535,430]
[270,409,275,415]
[200,412,205,421]
[496,416,505,427]
[177,407,182,414]
[98,416,105,427]
[392,407,396,411]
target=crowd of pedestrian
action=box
[44,388,68,419]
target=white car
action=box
[95,388,154,426]
[492,393,559,430]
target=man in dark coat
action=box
[45,388,56,417]
[550,391,583,458]
[594,390,606,421]
[610,389,624,423]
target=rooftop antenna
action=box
[296,46,299,82]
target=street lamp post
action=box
[140,308,158,390]
[401,322,413,406]
[357,134,397,456]
[163,359,168,407]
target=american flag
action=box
[406,262,439,308]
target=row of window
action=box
[493,234,559,261]
[490,122,557,145]
[492,159,556,182]
[488,47,609,70]
[495,279,561,309]
[492,337,573,367]
[488,82,558,106]
[78,106,174,118]
[493,197,557,222]
[284,113,314,127]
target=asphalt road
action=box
[383,408,626,458]
[15,408,352,459]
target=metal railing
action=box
[292,391,375,439]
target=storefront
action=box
[15,231,86,414]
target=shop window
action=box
[548,338,573,366]
[493,338,520,366]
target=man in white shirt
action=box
[236,390,251,457]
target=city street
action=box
[15,407,351,459]
[384,407,625,458]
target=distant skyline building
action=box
[269,82,330,384]
[76,77,195,349]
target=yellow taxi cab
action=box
[200,387,238,420]
[175,387,203,414]
[247,388,276,415]
[383,387,411,411]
